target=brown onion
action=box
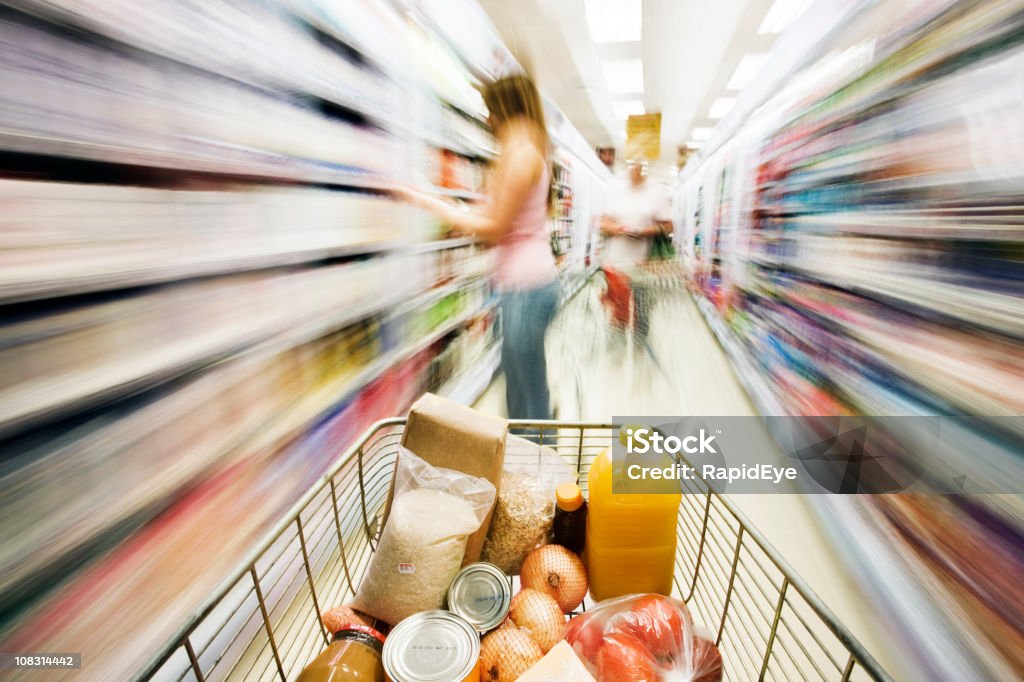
[520,545,589,613]
[480,622,545,682]
[509,589,566,653]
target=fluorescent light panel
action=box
[691,127,714,141]
[708,97,737,119]
[726,53,768,91]
[603,58,644,94]
[612,99,644,119]
[584,0,642,43]
[759,0,814,34]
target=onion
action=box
[520,545,589,613]
[480,622,545,682]
[320,605,372,634]
[509,589,566,653]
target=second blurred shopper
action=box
[600,160,670,344]
[400,74,559,420]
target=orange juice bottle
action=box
[584,448,681,601]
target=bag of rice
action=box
[481,435,577,575]
[352,448,496,625]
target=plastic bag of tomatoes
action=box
[565,594,723,682]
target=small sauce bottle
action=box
[552,482,587,554]
[295,624,387,682]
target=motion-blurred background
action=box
[0,0,1021,680]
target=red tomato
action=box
[691,637,723,682]
[598,633,662,682]
[620,594,688,662]
[566,615,606,667]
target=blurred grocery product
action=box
[585,449,680,601]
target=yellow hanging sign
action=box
[626,113,661,161]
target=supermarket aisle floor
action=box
[476,280,899,675]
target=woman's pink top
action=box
[492,164,558,291]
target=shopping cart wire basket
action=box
[140,419,891,682]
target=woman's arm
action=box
[401,140,544,245]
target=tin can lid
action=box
[383,610,480,682]
[447,562,512,632]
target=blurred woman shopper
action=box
[600,159,671,344]
[399,74,560,421]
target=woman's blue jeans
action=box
[499,280,561,421]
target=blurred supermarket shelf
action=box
[0,269,484,439]
[0,0,610,674]
[231,297,497,472]
[438,342,502,405]
[0,289,496,612]
[760,209,1024,242]
[749,257,1024,339]
[434,186,485,201]
[694,295,787,417]
[1,0,398,126]
[0,132,398,189]
[677,0,1024,677]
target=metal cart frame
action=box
[140,420,891,681]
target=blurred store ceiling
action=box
[477,0,807,167]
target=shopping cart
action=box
[141,420,891,682]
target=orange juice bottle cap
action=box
[556,482,584,512]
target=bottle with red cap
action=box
[552,481,587,554]
[295,624,387,682]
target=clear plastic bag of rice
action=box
[481,435,577,575]
[352,448,496,625]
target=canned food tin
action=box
[382,610,480,682]
[446,562,512,633]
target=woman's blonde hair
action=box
[480,73,553,210]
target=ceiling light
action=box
[612,99,644,119]
[726,53,768,91]
[758,0,814,34]
[708,97,737,119]
[584,0,642,44]
[691,127,714,141]
[603,58,644,94]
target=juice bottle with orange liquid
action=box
[584,447,681,601]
